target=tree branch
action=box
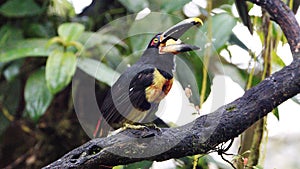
[247,0,300,53]
[43,0,300,168]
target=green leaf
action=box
[48,0,75,17]
[270,50,286,74]
[78,32,127,69]
[122,161,153,169]
[25,68,53,123]
[77,58,120,87]
[79,32,128,49]
[46,50,77,94]
[3,60,23,82]
[27,23,52,38]
[128,13,175,52]
[196,13,237,52]
[118,0,149,12]
[112,166,123,169]
[0,39,51,63]
[0,0,42,17]
[219,4,233,13]
[0,25,23,46]
[160,0,190,12]
[253,165,264,169]
[100,44,123,69]
[216,60,247,88]
[272,107,280,121]
[58,23,85,42]
[212,0,235,9]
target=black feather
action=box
[94,38,176,138]
[235,0,253,34]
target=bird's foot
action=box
[125,123,161,130]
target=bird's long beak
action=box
[159,18,203,54]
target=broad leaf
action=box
[118,0,149,13]
[271,50,285,69]
[48,0,75,17]
[79,32,127,49]
[79,32,127,69]
[0,0,42,17]
[0,25,23,46]
[196,13,237,53]
[0,39,50,62]
[77,58,120,86]
[160,0,190,12]
[100,44,123,69]
[122,161,153,168]
[58,23,85,42]
[3,60,23,82]
[128,13,175,53]
[212,0,235,9]
[46,50,77,94]
[27,23,53,38]
[25,68,53,123]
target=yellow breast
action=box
[145,68,173,103]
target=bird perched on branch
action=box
[93,18,202,138]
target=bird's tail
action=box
[153,117,169,128]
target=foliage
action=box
[0,0,43,17]
[45,50,77,94]
[25,68,53,122]
[0,0,294,168]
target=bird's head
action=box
[147,17,203,54]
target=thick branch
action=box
[44,57,300,168]
[44,0,300,168]
[247,0,300,54]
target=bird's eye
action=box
[153,38,159,43]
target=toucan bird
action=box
[93,18,202,138]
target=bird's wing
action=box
[93,67,157,137]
